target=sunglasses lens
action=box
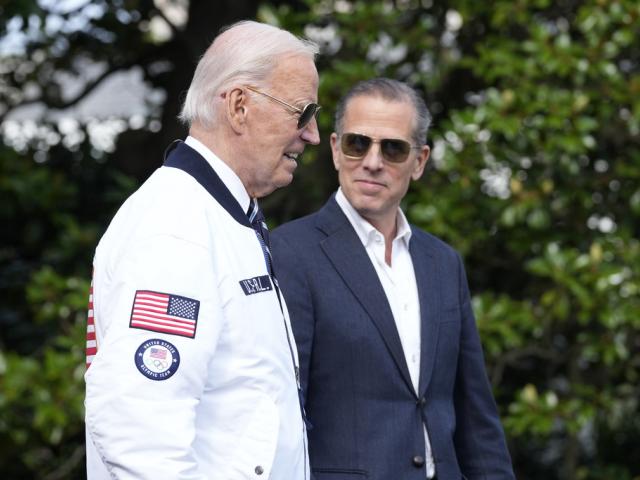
[297,104,320,129]
[341,133,372,157]
[381,139,411,163]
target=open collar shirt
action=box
[335,187,435,479]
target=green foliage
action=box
[0,325,86,476]
[0,134,135,477]
[271,0,640,478]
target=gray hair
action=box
[334,78,432,146]
[179,20,318,128]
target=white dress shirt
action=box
[335,188,435,479]
[185,136,251,213]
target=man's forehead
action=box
[344,94,415,122]
[264,61,318,105]
[268,54,318,83]
[345,93,413,113]
[342,95,416,131]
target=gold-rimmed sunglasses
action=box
[245,86,321,130]
[340,132,422,163]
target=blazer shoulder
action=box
[411,225,461,261]
[271,213,326,272]
[272,211,322,241]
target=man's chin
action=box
[348,195,381,213]
[266,174,295,195]
[279,174,295,189]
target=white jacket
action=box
[85,139,308,479]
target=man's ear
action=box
[330,133,341,171]
[411,144,430,181]
[225,87,248,134]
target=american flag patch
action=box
[86,277,97,369]
[150,347,167,359]
[129,290,199,338]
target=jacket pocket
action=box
[312,467,368,479]
[224,393,280,479]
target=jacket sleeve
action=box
[271,232,315,400]
[85,234,222,479]
[452,252,516,479]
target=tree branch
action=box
[152,5,182,40]
[0,62,132,124]
[491,346,563,386]
[42,445,85,480]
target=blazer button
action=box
[413,455,425,467]
[255,465,264,475]
[417,396,427,407]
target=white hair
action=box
[179,20,318,128]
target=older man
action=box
[84,21,320,480]
[271,78,514,480]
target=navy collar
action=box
[163,140,252,229]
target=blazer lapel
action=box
[410,231,440,397]
[316,197,415,393]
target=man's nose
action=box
[300,117,320,145]
[361,143,384,171]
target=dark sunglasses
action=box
[340,133,421,163]
[245,86,321,130]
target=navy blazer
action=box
[271,196,515,480]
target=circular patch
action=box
[134,338,180,380]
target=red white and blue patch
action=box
[129,290,199,338]
[134,339,180,380]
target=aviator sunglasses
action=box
[245,86,321,130]
[340,132,421,163]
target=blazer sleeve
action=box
[452,253,516,479]
[271,232,315,399]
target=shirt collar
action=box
[335,187,412,248]
[185,135,251,214]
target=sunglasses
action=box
[340,133,420,163]
[245,86,321,130]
